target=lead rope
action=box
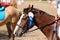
[51,1,59,40]
[52,22,58,40]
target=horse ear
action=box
[28,4,31,8]
[32,5,33,9]
[28,4,32,11]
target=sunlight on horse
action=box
[13,5,59,40]
[0,6,19,25]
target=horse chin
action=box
[15,26,29,37]
[15,28,23,37]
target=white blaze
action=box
[13,13,24,34]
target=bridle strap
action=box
[32,18,60,31]
[16,24,23,28]
[39,18,60,30]
[16,17,29,28]
[27,18,60,33]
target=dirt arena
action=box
[0,1,57,40]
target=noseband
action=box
[16,24,23,28]
[17,16,29,28]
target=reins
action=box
[39,17,60,30]
[28,18,60,32]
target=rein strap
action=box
[36,18,60,30]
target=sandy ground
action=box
[0,1,57,40]
[0,25,48,40]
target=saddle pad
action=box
[0,11,5,20]
[0,6,5,20]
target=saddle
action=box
[0,6,5,20]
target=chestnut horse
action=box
[0,6,21,40]
[13,5,60,40]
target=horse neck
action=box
[34,11,55,40]
[34,11,55,28]
[28,7,57,39]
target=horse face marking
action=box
[13,14,24,35]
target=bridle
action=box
[36,17,60,30]
[16,24,23,28]
[16,16,29,28]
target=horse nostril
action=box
[15,32,22,37]
[15,33,17,34]
[14,32,18,36]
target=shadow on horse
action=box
[13,5,60,40]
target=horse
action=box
[0,5,21,40]
[13,5,60,40]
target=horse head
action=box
[13,5,35,36]
[13,5,55,40]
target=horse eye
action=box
[22,17,26,20]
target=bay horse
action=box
[0,5,21,40]
[13,5,59,40]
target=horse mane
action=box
[23,7,55,18]
[33,8,55,18]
